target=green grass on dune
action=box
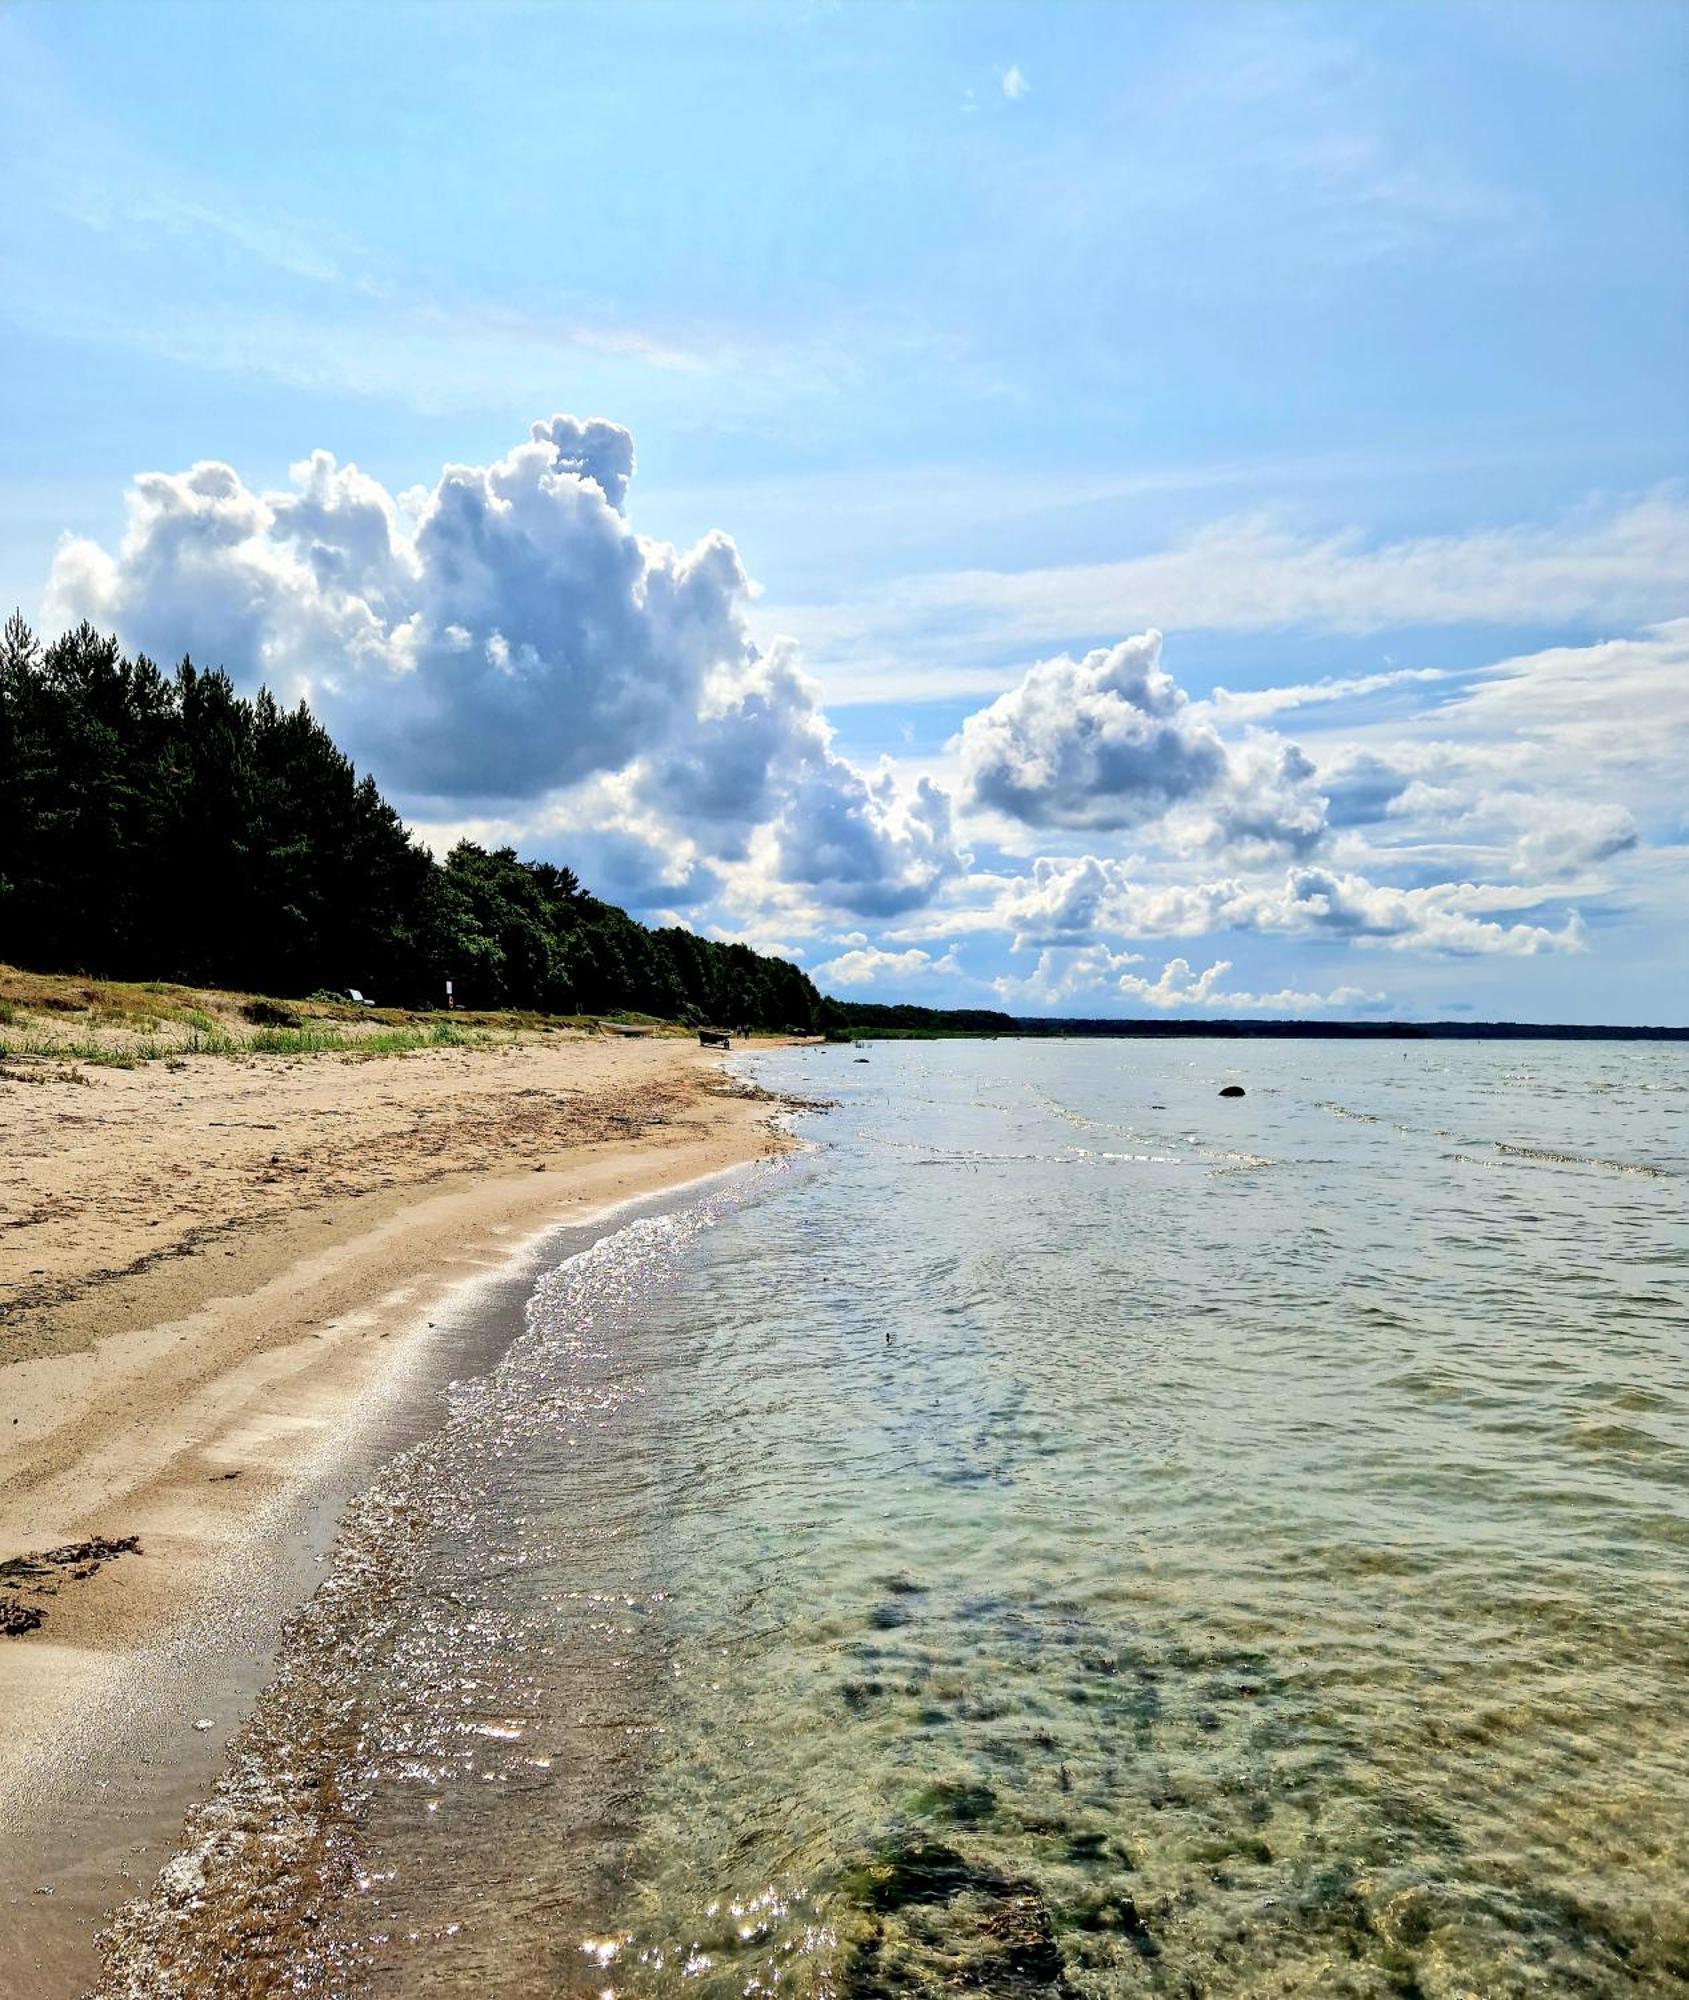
[0,1016,491,1067]
[0,964,724,1071]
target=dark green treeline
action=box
[0,615,822,1028]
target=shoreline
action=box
[0,1035,803,1995]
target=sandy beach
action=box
[0,1028,799,1992]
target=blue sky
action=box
[3,0,1686,1019]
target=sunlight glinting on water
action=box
[100,1040,1689,1998]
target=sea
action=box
[98,1038,1688,1998]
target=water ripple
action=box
[98,1041,1689,1999]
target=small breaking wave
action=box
[1492,1141,1674,1179]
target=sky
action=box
[2,0,1686,1022]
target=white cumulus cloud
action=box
[994,854,1586,957]
[994,946,1386,1014]
[956,629,1329,856]
[958,631,1226,829]
[44,415,967,920]
[812,944,961,988]
[47,416,744,799]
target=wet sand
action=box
[0,1033,800,1995]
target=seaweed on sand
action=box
[0,1533,142,1636]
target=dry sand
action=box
[0,1031,803,1989]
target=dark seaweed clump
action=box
[837,1828,1089,1996]
[0,1533,142,1638]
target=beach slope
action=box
[0,1029,794,1989]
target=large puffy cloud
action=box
[642,632,964,913]
[774,761,963,916]
[958,631,1226,828]
[45,416,967,919]
[47,458,365,690]
[956,629,1328,856]
[646,638,828,852]
[1183,735,1327,858]
[340,429,750,798]
[48,417,742,799]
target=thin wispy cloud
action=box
[781,495,1689,705]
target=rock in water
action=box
[1219,1084,1246,1097]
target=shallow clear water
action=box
[105,1041,1689,1996]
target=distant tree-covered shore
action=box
[819,1004,1689,1040]
[0,615,822,1029]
